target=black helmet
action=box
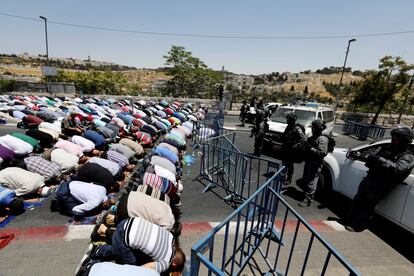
[391,125,413,144]
[285,111,297,120]
[311,119,326,131]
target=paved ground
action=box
[0,116,413,275]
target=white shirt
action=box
[51,148,79,173]
[38,127,59,140]
[154,165,176,184]
[39,122,62,134]
[69,181,107,215]
[88,157,120,176]
[0,134,33,155]
[0,167,45,196]
[71,135,95,152]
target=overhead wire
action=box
[1,12,414,40]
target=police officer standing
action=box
[345,125,414,231]
[279,112,307,186]
[298,119,328,207]
[239,101,248,127]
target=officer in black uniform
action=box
[279,112,307,185]
[239,101,248,127]
[345,125,414,231]
[298,119,328,207]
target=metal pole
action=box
[335,39,356,111]
[39,16,50,93]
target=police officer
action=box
[279,112,307,186]
[298,119,328,207]
[345,125,414,231]
[239,101,248,127]
[253,115,269,156]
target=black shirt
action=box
[26,129,54,148]
[75,163,114,192]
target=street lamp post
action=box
[39,16,50,93]
[335,38,356,110]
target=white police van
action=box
[263,103,335,153]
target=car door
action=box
[400,168,414,233]
[375,174,412,226]
[337,145,376,199]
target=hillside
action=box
[0,53,362,97]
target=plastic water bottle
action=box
[182,256,191,276]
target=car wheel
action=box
[315,166,332,202]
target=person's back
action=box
[126,191,175,230]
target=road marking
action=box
[0,220,345,244]
[65,225,95,241]
[322,220,347,231]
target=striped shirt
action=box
[106,150,129,168]
[24,156,61,180]
[143,172,177,197]
[123,217,174,273]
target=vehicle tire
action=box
[315,166,332,202]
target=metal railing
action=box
[192,110,226,148]
[197,135,280,206]
[191,168,360,276]
[342,121,385,140]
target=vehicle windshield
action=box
[270,107,316,126]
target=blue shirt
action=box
[0,186,16,207]
[153,146,178,164]
[83,130,106,148]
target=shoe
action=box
[75,244,97,276]
[298,197,312,207]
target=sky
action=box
[1,0,414,74]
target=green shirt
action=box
[11,132,39,148]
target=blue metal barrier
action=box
[191,169,360,276]
[192,111,226,148]
[342,121,385,140]
[197,135,280,206]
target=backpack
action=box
[322,134,336,153]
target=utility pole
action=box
[39,16,50,94]
[335,39,356,111]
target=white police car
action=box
[319,139,414,234]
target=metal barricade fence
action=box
[192,113,226,148]
[197,135,280,206]
[342,121,385,140]
[191,169,360,276]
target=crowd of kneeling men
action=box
[0,95,206,275]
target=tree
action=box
[355,56,414,125]
[162,45,223,98]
